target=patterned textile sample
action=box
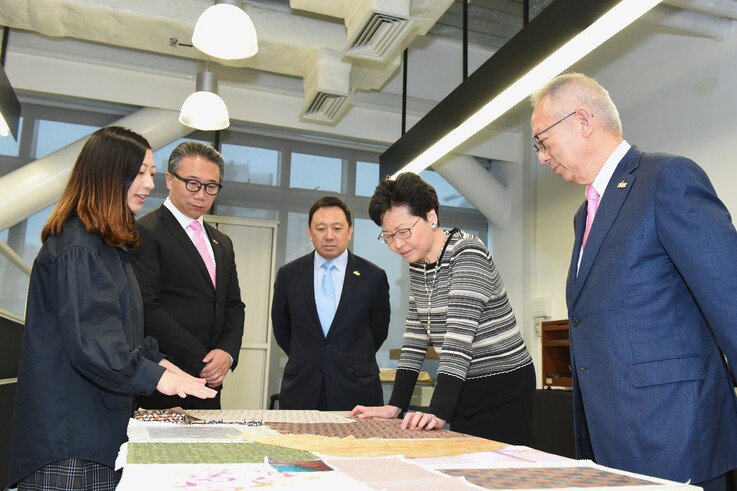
[249,433,504,459]
[266,418,471,439]
[186,409,354,424]
[126,442,317,464]
[441,467,658,489]
[327,456,473,491]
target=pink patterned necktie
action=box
[582,184,600,251]
[189,220,216,286]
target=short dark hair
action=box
[309,196,352,226]
[368,172,440,226]
[168,141,225,181]
[43,126,151,247]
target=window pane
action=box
[215,205,277,221]
[0,117,22,156]
[152,138,210,173]
[356,161,379,197]
[0,255,29,319]
[35,121,98,159]
[20,203,55,264]
[285,211,311,263]
[289,152,341,192]
[351,218,406,369]
[137,196,165,218]
[420,169,473,209]
[221,144,278,185]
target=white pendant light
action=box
[179,70,230,131]
[192,0,258,60]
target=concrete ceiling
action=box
[0,0,736,139]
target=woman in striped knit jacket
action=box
[349,172,535,444]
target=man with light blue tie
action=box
[272,196,390,410]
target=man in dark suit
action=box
[272,196,390,410]
[131,141,245,409]
[531,73,737,491]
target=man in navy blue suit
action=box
[271,197,390,411]
[530,73,737,491]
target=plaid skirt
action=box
[17,458,121,491]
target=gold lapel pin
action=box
[212,239,219,245]
[617,180,628,189]
[353,271,361,276]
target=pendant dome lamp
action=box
[192,0,258,60]
[179,70,230,131]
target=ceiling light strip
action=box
[381,0,662,178]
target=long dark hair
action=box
[42,126,151,247]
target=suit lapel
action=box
[570,147,642,304]
[567,203,587,307]
[157,206,214,290]
[328,252,358,339]
[299,252,323,334]
[204,221,222,291]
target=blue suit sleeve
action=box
[655,158,737,368]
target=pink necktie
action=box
[581,184,600,251]
[189,220,216,286]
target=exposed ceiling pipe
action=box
[433,155,511,229]
[646,3,736,40]
[663,0,737,19]
[0,0,453,125]
[0,108,188,231]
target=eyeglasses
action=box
[171,172,223,196]
[378,217,421,244]
[532,111,576,155]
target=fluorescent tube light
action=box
[383,0,662,178]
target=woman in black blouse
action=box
[9,127,215,491]
[350,172,535,444]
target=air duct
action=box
[434,155,511,229]
[0,108,188,231]
[300,50,352,124]
[646,3,736,39]
[663,0,737,19]
[343,0,413,62]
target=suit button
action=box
[570,317,579,327]
[317,369,323,374]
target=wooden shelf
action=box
[541,319,572,388]
[543,339,570,347]
[543,376,573,387]
[389,347,439,360]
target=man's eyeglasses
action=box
[532,111,576,155]
[378,217,421,244]
[171,172,223,196]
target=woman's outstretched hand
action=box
[348,404,402,420]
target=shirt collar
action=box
[314,249,349,271]
[164,197,204,230]
[590,140,631,200]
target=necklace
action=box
[423,261,439,338]
[422,230,450,339]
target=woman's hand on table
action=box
[348,404,402,420]
[401,410,446,431]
